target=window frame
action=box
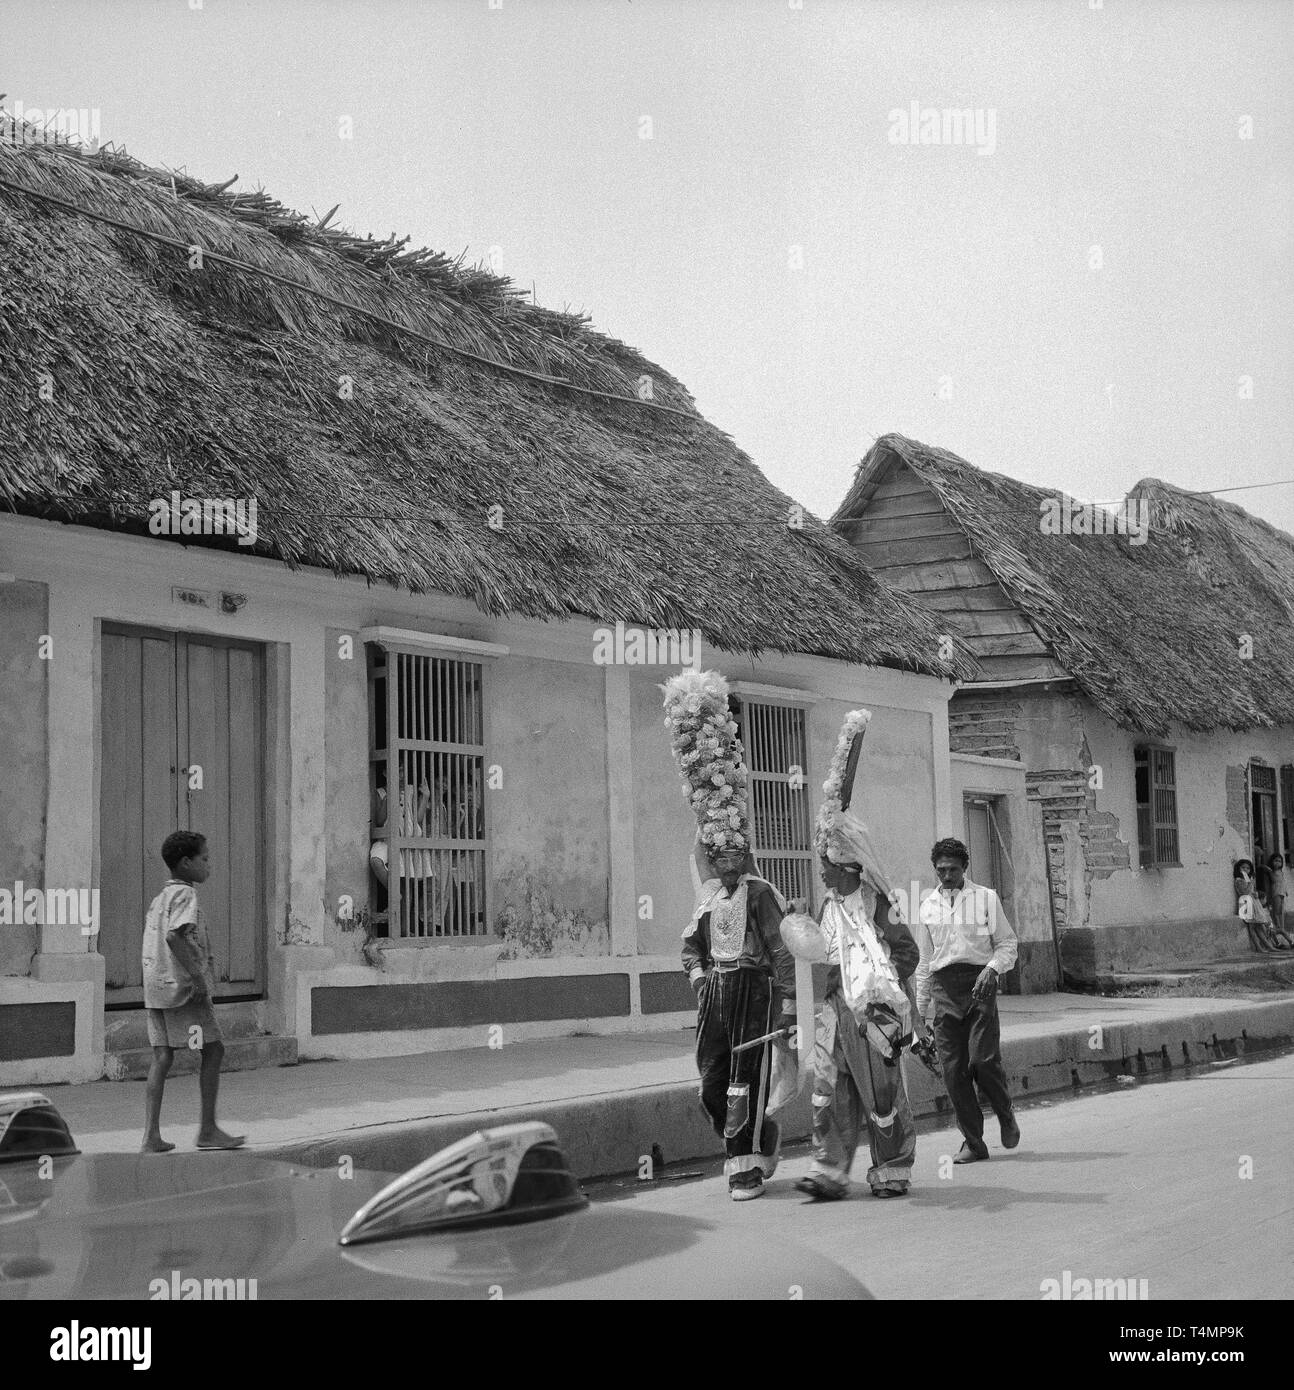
[731,694,815,910]
[1133,742,1181,870]
[365,635,497,946]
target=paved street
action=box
[590,1051,1294,1301]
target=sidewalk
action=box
[19,991,1294,1180]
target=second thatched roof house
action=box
[834,433,1294,987]
[0,129,975,1086]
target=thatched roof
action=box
[835,434,1294,734]
[0,123,974,678]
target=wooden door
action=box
[99,624,265,1003]
[964,794,1019,994]
[1281,765,1294,859]
[1251,763,1278,868]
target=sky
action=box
[5,0,1293,534]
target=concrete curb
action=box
[254,996,1294,1180]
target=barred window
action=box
[368,645,488,939]
[733,698,814,908]
[1134,745,1180,869]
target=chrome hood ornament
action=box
[0,1091,79,1164]
[338,1121,588,1247]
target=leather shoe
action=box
[1000,1112,1021,1149]
[953,1140,989,1164]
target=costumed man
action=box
[665,670,798,1203]
[790,709,928,1201]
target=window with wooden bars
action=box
[1134,745,1180,869]
[367,645,489,940]
[732,698,814,908]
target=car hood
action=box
[0,1153,869,1300]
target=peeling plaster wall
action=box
[485,657,611,959]
[1225,764,1250,841]
[1082,712,1293,927]
[631,669,703,957]
[994,690,1294,931]
[0,580,48,976]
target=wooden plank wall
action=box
[840,458,1068,682]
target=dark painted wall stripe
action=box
[0,1002,76,1060]
[640,971,695,1015]
[311,974,631,1035]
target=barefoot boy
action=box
[141,830,245,1153]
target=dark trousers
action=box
[695,965,773,1173]
[931,962,1014,1145]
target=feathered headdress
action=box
[814,709,872,861]
[662,669,750,856]
[813,708,899,900]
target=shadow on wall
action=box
[494,869,610,961]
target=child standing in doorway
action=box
[140,830,245,1153]
[1264,854,1292,948]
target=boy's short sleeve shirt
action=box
[142,881,210,1009]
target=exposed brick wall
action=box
[1225,764,1249,841]
[1026,769,1087,931]
[1086,812,1131,879]
[1026,764,1131,932]
[949,695,1022,761]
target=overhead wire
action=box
[0,172,700,422]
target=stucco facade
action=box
[0,514,957,1084]
[950,688,1293,980]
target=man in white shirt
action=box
[913,837,1020,1163]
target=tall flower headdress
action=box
[662,669,750,857]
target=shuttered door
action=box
[1281,765,1294,857]
[1251,762,1277,864]
[99,624,265,1002]
[1150,749,1180,867]
[738,700,813,908]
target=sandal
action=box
[794,1174,848,1201]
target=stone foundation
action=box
[1060,916,1254,984]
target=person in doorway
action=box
[140,830,244,1153]
[1262,853,1292,947]
[1236,858,1291,951]
[913,837,1020,1163]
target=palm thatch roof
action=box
[834,434,1294,734]
[0,122,974,678]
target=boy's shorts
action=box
[146,999,222,1050]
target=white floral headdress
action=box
[662,669,750,857]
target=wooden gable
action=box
[837,451,1070,683]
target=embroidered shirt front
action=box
[708,882,749,961]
